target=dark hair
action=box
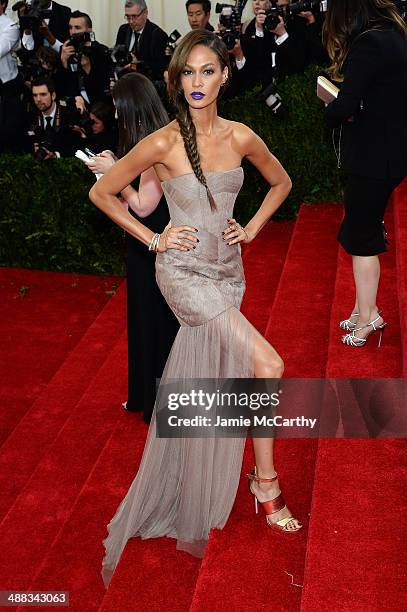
[36,46,61,71]
[112,72,169,158]
[186,0,211,14]
[323,0,407,79]
[31,76,56,94]
[167,30,231,212]
[89,100,115,131]
[70,10,92,29]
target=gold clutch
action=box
[317,76,340,105]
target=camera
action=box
[35,139,53,160]
[67,31,94,72]
[17,50,43,81]
[216,1,248,50]
[60,96,94,136]
[289,0,327,17]
[29,124,54,160]
[263,3,285,31]
[12,0,51,33]
[167,30,182,52]
[264,0,327,32]
[256,81,287,117]
[110,44,133,69]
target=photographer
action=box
[241,0,307,87]
[77,100,118,154]
[215,9,257,98]
[115,1,168,82]
[35,45,70,96]
[16,0,71,53]
[0,0,25,153]
[60,11,112,107]
[27,75,81,159]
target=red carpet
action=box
[0,198,405,611]
[394,178,407,375]
[0,268,121,446]
[190,204,342,612]
[301,184,407,611]
[0,282,126,522]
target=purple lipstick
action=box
[191,92,205,100]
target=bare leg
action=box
[250,334,301,530]
[351,255,383,339]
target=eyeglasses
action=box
[124,9,146,21]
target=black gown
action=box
[125,177,179,423]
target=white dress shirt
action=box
[42,102,57,127]
[255,26,289,68]
[22,2,63,53]
[0,13,19,84]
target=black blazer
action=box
[325,28,407,179]
[48,1,71,44]
[19,0,70,49]
[115,20,168,81]
[241,18,307,87]
[27,104,81,157]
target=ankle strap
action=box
[358,315,381,332]
[246,472,278,483]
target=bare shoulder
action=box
[223,119,261,154]
[142,121,179,154]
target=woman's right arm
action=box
[89,132,197,251]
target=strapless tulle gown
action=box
[101,168,271,587]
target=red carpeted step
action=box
[0,282,126,522]
[190,204,342,612]
[0,268,121,444]
[394,178,407,375]
[241,220,294,334]
[325,209,402,378]
[92,219,294,612]
[18,411,148,611]
[301,203,406,610]
[0,332,128,591]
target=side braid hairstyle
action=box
[168,30,231,212]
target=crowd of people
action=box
[0,0,329,159]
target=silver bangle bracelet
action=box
[148,233,160,252]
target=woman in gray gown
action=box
[90,29,302,589]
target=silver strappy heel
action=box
[339,312,359,331]
[341,315,387,347]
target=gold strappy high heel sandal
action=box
[247,466,303,533]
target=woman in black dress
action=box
[87,73,179,422]
[324,0,407,347]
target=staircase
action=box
[0,185,405,611]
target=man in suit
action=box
[60,11,112,107]
[19,0,71,53]
[115,0,168,82]
[27,76,81,159]
[241,0,307,88]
